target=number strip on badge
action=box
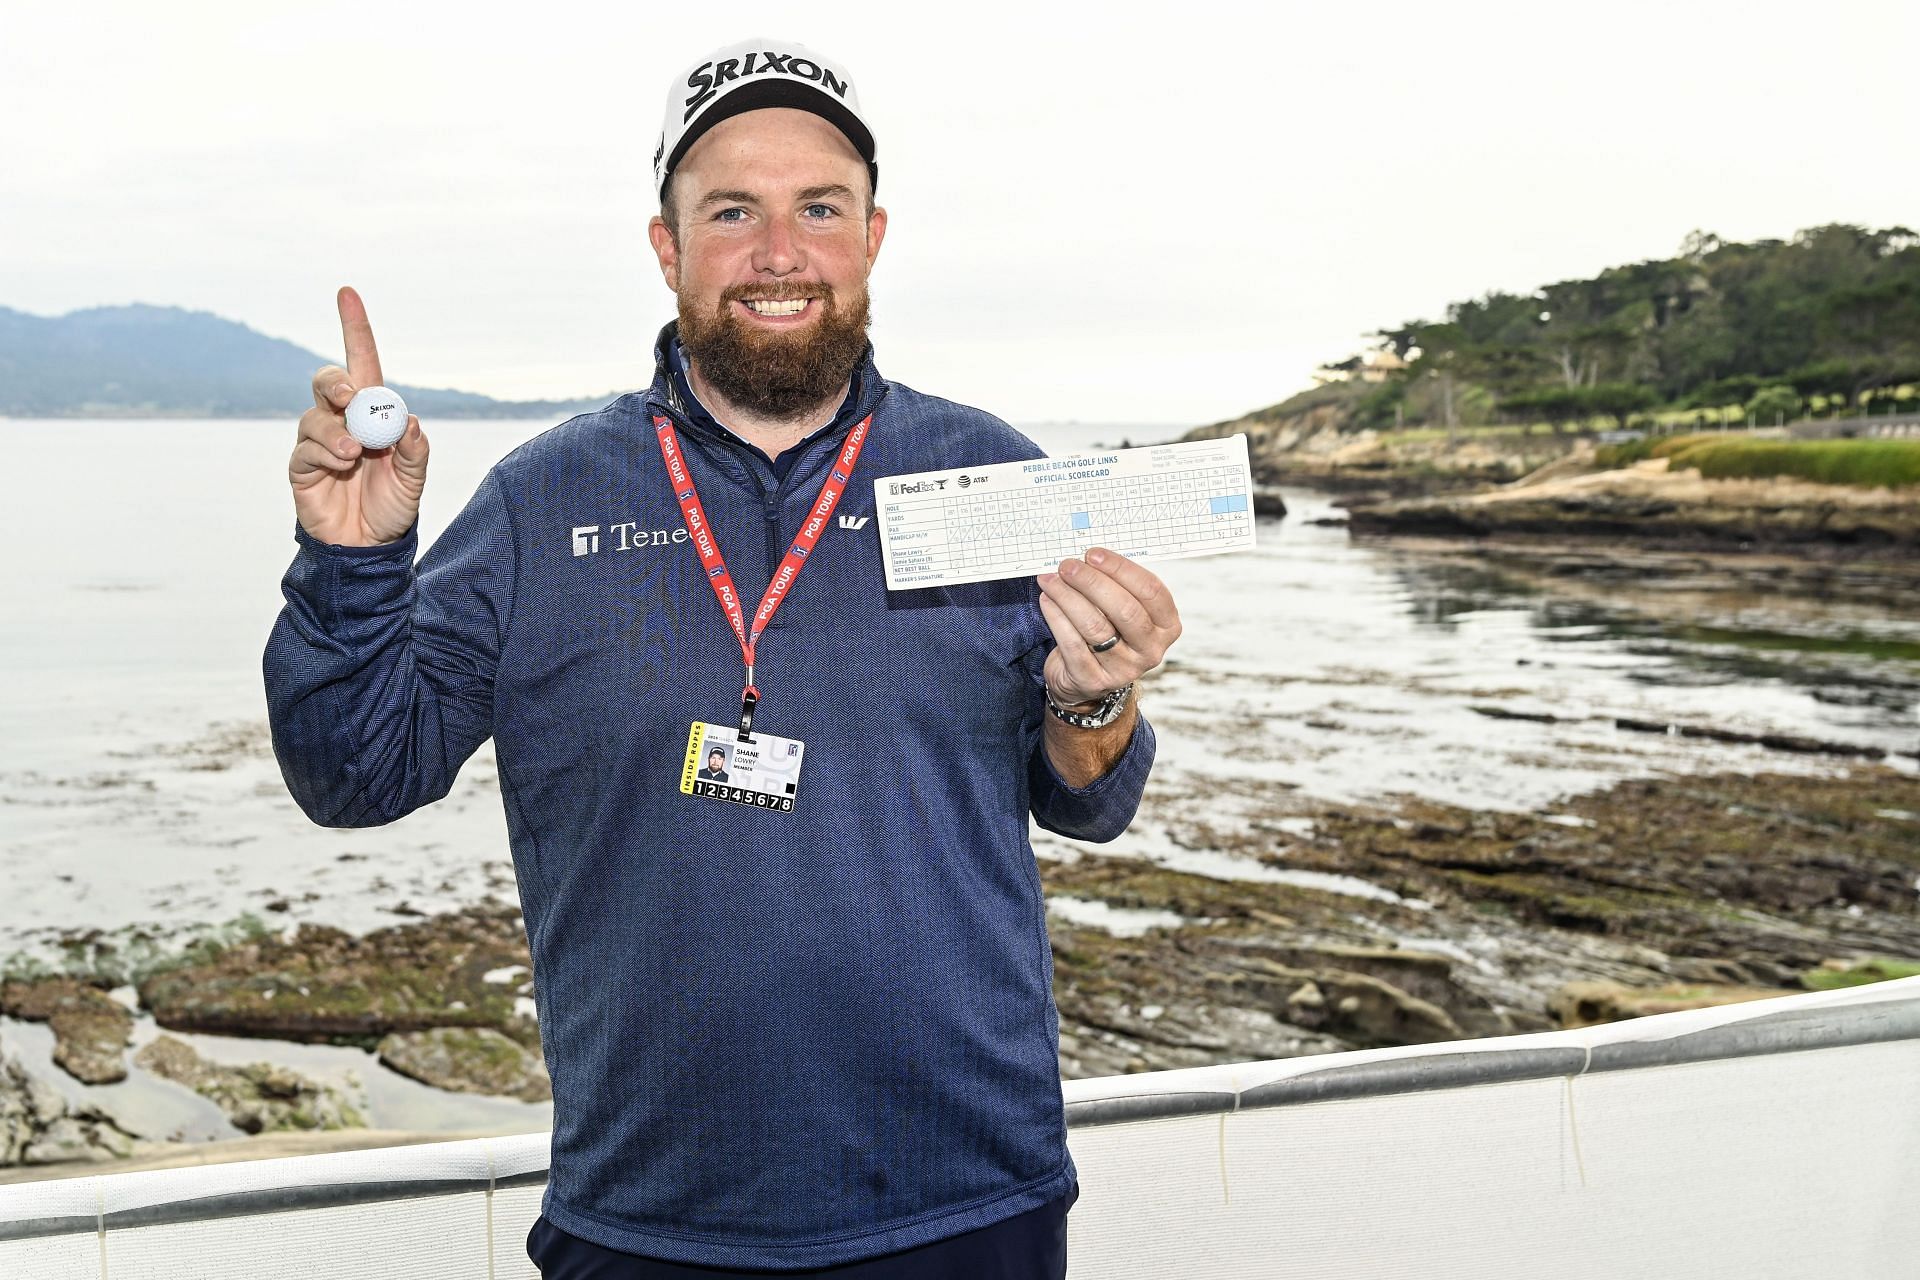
[680,720,804,814]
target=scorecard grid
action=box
[937,463,1249,574]
[876,436,1256,590]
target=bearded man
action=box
[267,37,1182,1280]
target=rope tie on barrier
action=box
[1219,1081,1242,1207]
[94,1182,107,1280]
[1563,1043,1593,1190]
[485,1145,498,1280]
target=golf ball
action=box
[345,386,409,449]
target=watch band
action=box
[1045,682,1135,730]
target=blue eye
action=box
[716,207,746,222]
[804,203,836,219]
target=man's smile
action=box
[737,297,817,320]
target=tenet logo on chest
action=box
[570,522,692,557]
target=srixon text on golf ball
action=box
[345,387,409,449]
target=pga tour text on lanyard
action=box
[653,413,874,739]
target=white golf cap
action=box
[653,38,877,201]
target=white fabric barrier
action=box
[2,977,1917,1278]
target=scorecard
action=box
[875,436,1255,590]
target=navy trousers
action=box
[527,1184,1077,1279]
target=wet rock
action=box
[0,1046,138,1166]
[1043,767,1920,1077]
[1610,716,1886,761]
[1549,980,1784,1029]
[1302,770,1920,950]
[1046,890,1499,1079]
[1470,705,1563,725]
[1345,465,1920,555]
[1285,981,1327,1028]
[377,1028,551,1103]
[137,904,536,1047]
[1251,488,1289,519]
[1670,956,1799,988]
[1250,943,1469,1016]
[1057,987,1347,1079]
[0,977,134,1084]
[133,1035,365,1135]
[1210,949,1466,1046]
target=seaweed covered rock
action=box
[1345,461,1920,553]
[0,978,134,1084]
[1043,768,1920,1078]
[377,1027,551,1102]
[137,905,536,1046]
[1550,980,1783,1028]
[0,1047,138,1165]
[133,1035,365,1135]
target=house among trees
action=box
[1314,348,1407,385]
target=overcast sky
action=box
[3,1,1915,426]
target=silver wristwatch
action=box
[1044,682,1135,730]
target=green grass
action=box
[1596,435,1920,487]
[1594,433,1721,466]
[1802,958,1920,991]
[1377,425,1544,445]
[1672,625,1920,663]
[1668,439,1920,488]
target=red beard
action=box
[677,281,871,421]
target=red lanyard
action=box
[653,413,873,739]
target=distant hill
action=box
[0,303,627,418]
[1211,223,1920,436]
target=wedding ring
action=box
[1090,634,1121,653]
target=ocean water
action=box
[1,418,1915,953]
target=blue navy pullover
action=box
[263,325,1156,1271]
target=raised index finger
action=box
[336,285,384,389]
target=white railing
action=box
[4,977,1917,1278]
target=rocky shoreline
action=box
[0,906,550,1169]
[1185,402,1920,558]
[1186,410,1581,506]
[4,765,1915,1171]
[1046,767,1920,1076]
[4,433,1916,1173]
[1346,459,1920,557]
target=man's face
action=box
[708,750,725,769]
[648,109,887,420]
